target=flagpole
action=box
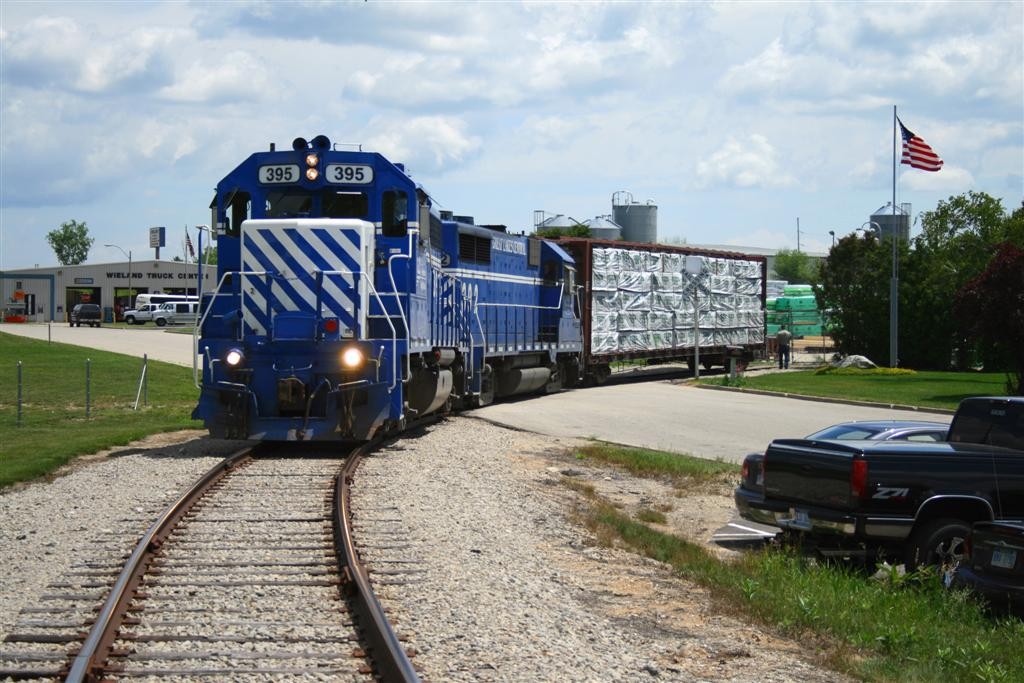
[890,106,898,368]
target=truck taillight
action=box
[850,459,869,499]
[741,460,749,479]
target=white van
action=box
[153,301,199,327]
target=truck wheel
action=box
[156,318,167,327]
[905,518,971,570]
[125,315,135,325]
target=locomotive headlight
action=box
[305,153,319,167]
[306,168,319,181]
[341,346,364,369]
[225,348,245,367]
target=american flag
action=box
[185,229,196,259]
[898,118,943,172]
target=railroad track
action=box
[1,443,418,682]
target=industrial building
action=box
[1,260,216,323]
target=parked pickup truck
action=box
[123,304,161,325]
[69,303,101,327]
[735,396,1024,567]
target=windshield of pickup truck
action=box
[950,399,1024,450]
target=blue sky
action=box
[1,0,1021,269]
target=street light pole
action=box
[829,230,835,248]
[104,244,133,317]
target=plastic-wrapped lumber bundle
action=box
[587,246,763,355]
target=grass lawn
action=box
[708,370,1010,411]
[1,332,202,488]
[569,443,1023,682]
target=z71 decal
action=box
[873,487,910,500]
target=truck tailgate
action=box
[763,439,862,509]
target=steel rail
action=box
[64,446,255,682]
[334,439,420,683]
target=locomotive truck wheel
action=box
[905,517,971,571]
[702,357,715,371]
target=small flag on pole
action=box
[898,118,943,172]
[185,229,196,259]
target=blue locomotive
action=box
[193,135,583,441]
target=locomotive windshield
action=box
[262,189,370,219]
[265,190,312,218]
[323,191,369,219]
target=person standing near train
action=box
[776,325,793,369]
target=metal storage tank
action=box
[869,202,911,242]
[536,213,578,230]
[612,191,657,243]
[583,215,622,240]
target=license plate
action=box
[991,548,1017,569]
[784,508,812,531]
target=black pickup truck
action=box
[69,303,102,328]
[735,396,1024,566]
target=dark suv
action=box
[70,303,101,327]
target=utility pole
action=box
[796,217,801,252]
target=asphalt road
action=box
[470,379,950,463]
[1,322,195,367]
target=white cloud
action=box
[2,15,180,93]
[901,166,975,191]
[695,135,797,189]
[158,51,270,103]
[364,117,482,175]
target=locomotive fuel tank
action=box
[496,367,551,397]
[406,367,454,416]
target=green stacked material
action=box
[775,295,817,311]
[766,286,830,338]
[792,323,823,336]
[789,311,823,324]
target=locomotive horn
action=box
[292,137,309,151]
[311,135,331,150]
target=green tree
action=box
[816,233,891,362]
[908,192,1023,369]
[954,242,1024,394]
[200,245,218,264]
[818,192,1022,370]
[46,219,94,265]
[773,248,818,284]
[533,224,591,239]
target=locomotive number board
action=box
[325,164,374,184]
[258,164,300,184]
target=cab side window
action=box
[382,190,409,237]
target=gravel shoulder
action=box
[353,417,847,681]
[1,420,847,681]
